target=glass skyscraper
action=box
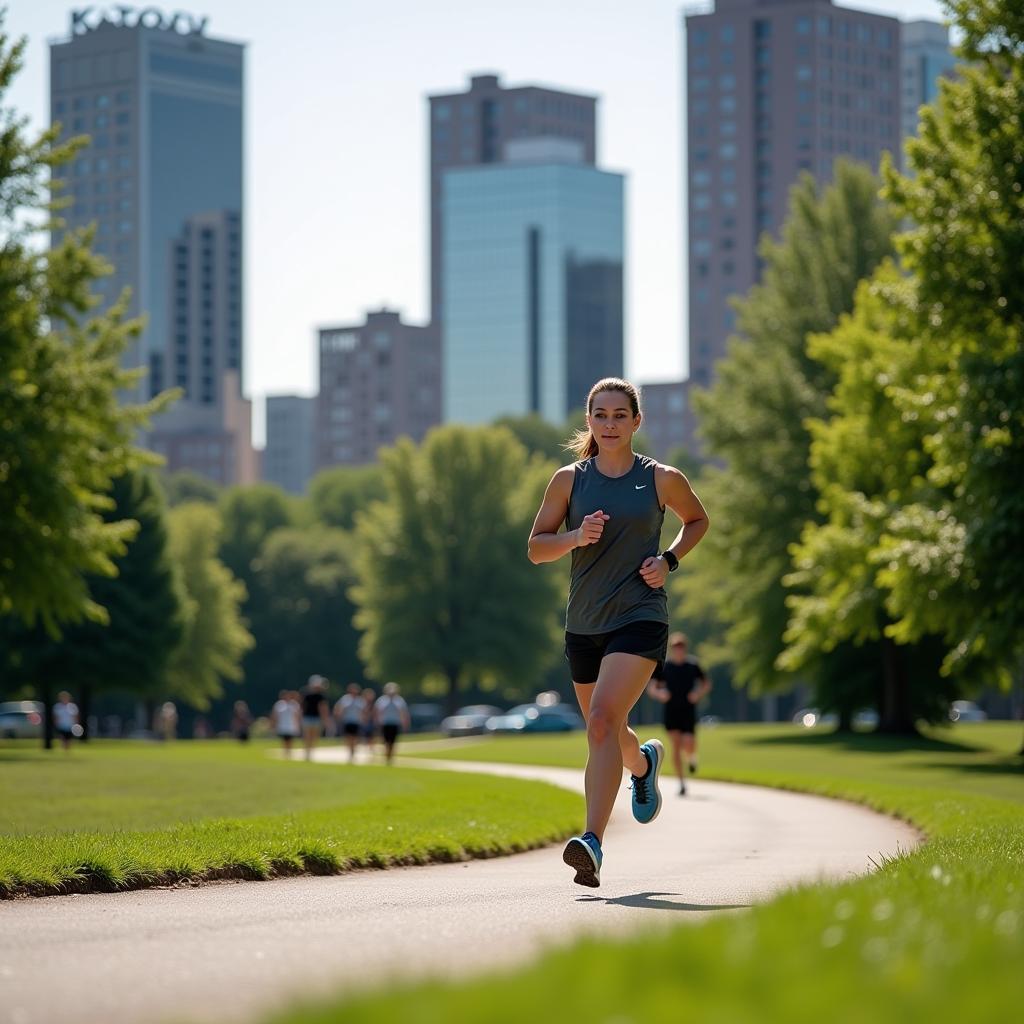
[49,13,244,408]
[442,160,623,425]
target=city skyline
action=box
[10,0,946,443]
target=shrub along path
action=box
[0,738,915,1024]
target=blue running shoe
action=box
[563,831,602,888]
[631,739,664,824]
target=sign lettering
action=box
[70,7,209,36]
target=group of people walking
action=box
[271,677,410,763]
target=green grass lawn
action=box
[0,739,580,897]
[270,722,1024,1024]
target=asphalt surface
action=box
[0,750,920,1024]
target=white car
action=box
[0,701,44,739]
[949,700,987,723]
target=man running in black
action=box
[647,632,711,795]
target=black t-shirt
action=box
[302,691,326,717]
[656,657,705,713]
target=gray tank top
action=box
[564,453,668,634]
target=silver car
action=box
[0,701,45,739]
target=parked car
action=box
[0,701,44,739]
[794,707,878,729]
[949,700,987,723]
[440,705,505,737]
[485,703,584,734]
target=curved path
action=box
[0,753,919,1024]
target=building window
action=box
[757,70,771,88]
[720,120,736,136]
[755,19,771,40]
[756,46,771,66]
[720,95,736,114]
[797,16,812,35]
[719,142,737,160]
[692,192,711,211]
[692,52,710,71]
[797,66,813,82]
[720,25,735,44]
[720,49,734,66]
[692,169,711,187]
[692,97,710,115]
[719,73,736,91]
[95,94,110,108]
[693,239,712,257]
[692,76,710,93]
[721,165,736,184]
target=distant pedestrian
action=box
[647,632,711,795]
[271,689,301,758]
[300,675,331,761]
[334,683,365,763]
[359,687,377,756]
[155,701,178,742]
[374,682,411,765]
[52,691,79,752]
[528,376,709,887]
[231,700,253,742]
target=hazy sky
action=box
[9,0,947,440]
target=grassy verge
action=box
[0,740,580,898]
[270,723,1024,1023]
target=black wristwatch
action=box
[661,550,679,572]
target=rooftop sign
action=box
[70,7,209,36]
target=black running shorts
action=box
[565,620,668,684]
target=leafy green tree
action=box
[676,162,898,712]
[875,0,1024,680]
[494,414,570,464]
[307,464,386,530]
[351,425,561,713]
[1,470,185,746]
[779,272,961,732]
[779,1,1024,729]
[166,503,253,710]
[160,470,220,507]
[237,525,363,716]
[0,21,172,632]
[217,483,294,581]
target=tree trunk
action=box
[877,635,918,735]
[836,708,853,733]
[79,680,92,742]
[38,679,53,751]
[444,668,460,717]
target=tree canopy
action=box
[0,21,173,632]
[350,425,561,712]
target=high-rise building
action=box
[316,309,440,468]
[442,158,624,425]
[900,20,955,153]
[263,396,315,495]
[149,209,242,404]
[683,0,900,390]
[49,10,250,481]
[428,74,597,330]
[638,381,695,463]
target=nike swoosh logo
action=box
[635,484,647,490]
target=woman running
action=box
[528,377,709,887]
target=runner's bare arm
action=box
[528,467,585,563]
[655,464,709,563]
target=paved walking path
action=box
[0,752,920,1024]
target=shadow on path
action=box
[576,891,749,913]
